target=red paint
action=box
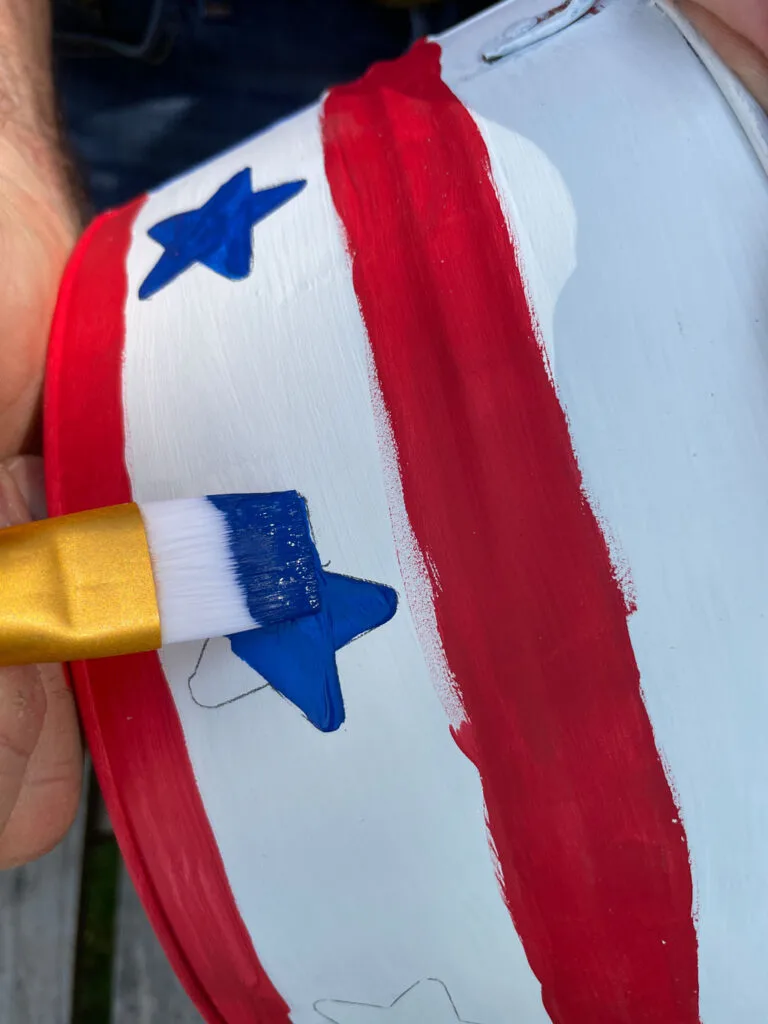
[449,721,480,770]
[323,41,700,1023]
[45,203,290,1024]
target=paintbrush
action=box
[0,491,321,666]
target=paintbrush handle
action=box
[0,504,160,666]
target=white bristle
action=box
[139,498,257,645]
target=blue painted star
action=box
[139,168,306,299]
[228,570,398,732]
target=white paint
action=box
[442,1,768,1020]
[375,103,578,729]
[365,363,463,726]
[139,497,256,644]
[114,0,768,1018]
[469,113,577,377]
[122,101,554,1022]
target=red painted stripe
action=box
[322,41,700,1023]
[45,202,290,1024]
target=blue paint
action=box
[228,571,398,732]
[206,492,321,626]
[139,168,306,299]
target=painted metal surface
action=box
[46,1,768,1021]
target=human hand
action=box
[0,459,82,868]
[676,1,768,111]
[0,174,83,868]
[0,1,83,868]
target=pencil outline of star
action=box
[138,167,306,299]
[183,571,398,732]
[314,978,482,1023]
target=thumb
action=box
[0,462,48,850]
[2,454,47,520]
[676,1,768,111]
[0,457,83,868]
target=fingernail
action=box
[5,456,47,521]
[0,464,29,528]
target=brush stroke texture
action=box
[139,169,305,299]
[123,99,544,1022]
[322,39,700,1024]
[45,200,291,1024]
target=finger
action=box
[0,459,83,867]
[684,0,768,59]
[0,464,47,839]
[677,1,768,112]
[5,454,47,519]
[0,661,82,868]
[0,659,46,841]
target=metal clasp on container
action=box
[482,0,597,63]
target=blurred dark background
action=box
[53,0,495,211]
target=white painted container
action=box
[46,2,768,1022]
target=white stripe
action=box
[122,107,547,1023]
[138,497,256,644]
[443,2,768,1020]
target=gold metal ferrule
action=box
[0,503,161,665]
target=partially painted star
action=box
[139,168,306,299]
[314,979,480,1023]
[228,569,397,732]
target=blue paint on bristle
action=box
[205,489,399,733]
[206,492,321,626]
